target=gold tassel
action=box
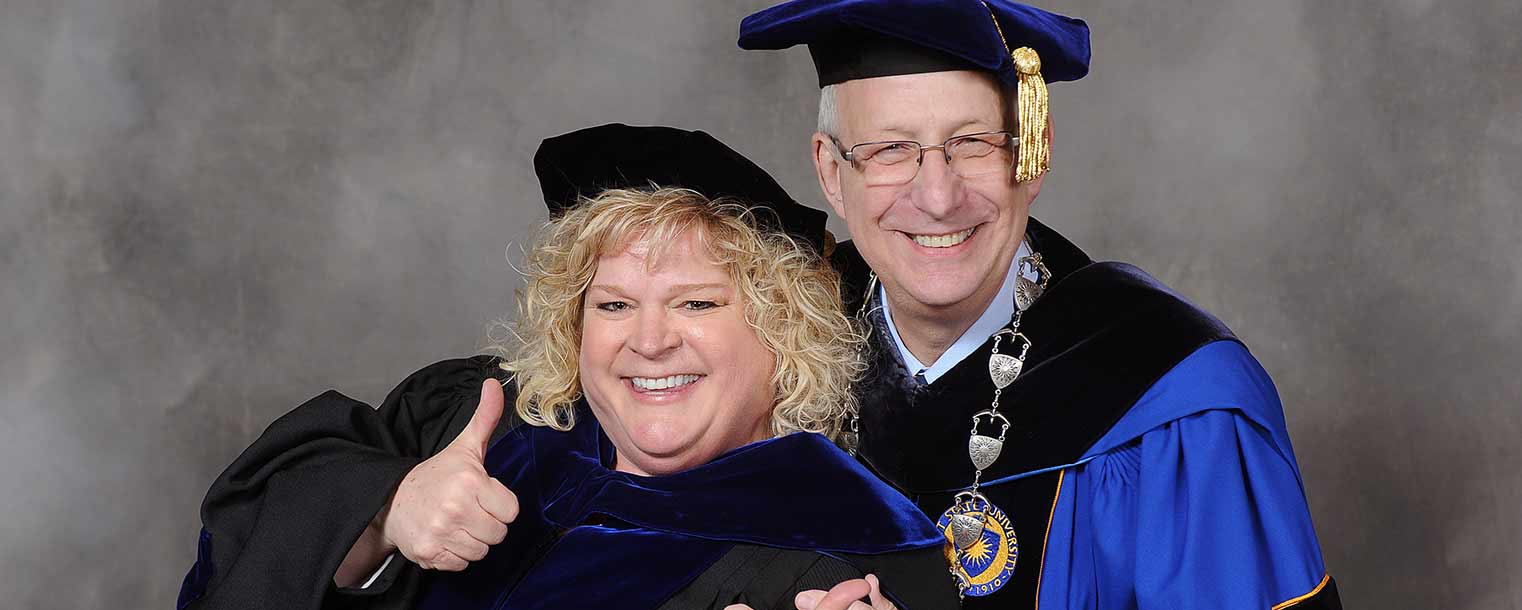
[981,2,1050,182]
[1011,47,1049,183]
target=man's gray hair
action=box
[819,80,1022,139]
[817,84,839,137]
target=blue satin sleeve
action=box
[1038,342,1332,609]
[1082,408,1327,609]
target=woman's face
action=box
[579,229,777,477]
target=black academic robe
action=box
[177,359,958,610]
[833,218,1341,609]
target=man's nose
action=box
[629,309,681,358]
[910,150,959,219]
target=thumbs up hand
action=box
[379,379,520,571]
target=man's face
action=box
[816,70,1037,317]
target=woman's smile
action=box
[624,374,705,401]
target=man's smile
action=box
[902,225,983,251]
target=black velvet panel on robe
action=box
[832,218,1239,608]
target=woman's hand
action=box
[378,379,520,571]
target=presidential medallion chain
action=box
[938,251,1049,599]
[839,245,1050,599]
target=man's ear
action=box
[811,132,847,218]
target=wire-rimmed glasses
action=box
[833,131,1018,186]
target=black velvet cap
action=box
[533,123,830,252]
[739,0,1091,88]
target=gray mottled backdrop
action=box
[1,1,1517,608]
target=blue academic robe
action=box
[1038,340,1332,609]
[837,218,1341,609]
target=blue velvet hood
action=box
[416,408,944,610]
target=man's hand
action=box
[379,378,519,571]
[722,574,897,610]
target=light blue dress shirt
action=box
[880,240,1035,384]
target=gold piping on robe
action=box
[1033,469,1067,610]
[1272,573,1332,610]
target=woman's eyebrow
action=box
[586,283,729,298]
[666,283,730,293]
[586,284,632,298]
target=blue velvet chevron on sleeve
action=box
[1039,341,1334,610]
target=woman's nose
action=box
[629,309,681,358]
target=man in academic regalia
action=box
[735,1,1343,609]
[176,2,1345,609]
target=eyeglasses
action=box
[833,131,1018,187]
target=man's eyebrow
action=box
[860,119,995,142]
[950,118,995,134]
[862,126,915,140]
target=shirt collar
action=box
[881,240,1034,384]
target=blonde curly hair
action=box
[498,187,864,442]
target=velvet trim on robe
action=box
[837,219,1232,493]
[416,408,951,610]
